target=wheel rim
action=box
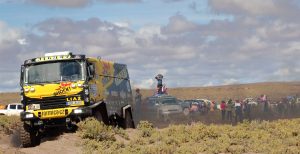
[183,108,189,116]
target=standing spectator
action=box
[155,74,163,94]
[220,101,226,121]
[210,101,215,112]
[235,100,243,123]
[277,101,284,117]
[243,99,251,120]
[261,94,268,113]
[135,88,142,116]
[226,99,234,122]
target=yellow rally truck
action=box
[19,51,135,147]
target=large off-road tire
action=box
[20,123,40,148]
[94,110,103,122]
[93,102,109,125]
[124,110,134,129]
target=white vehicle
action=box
[196,98,212,104]
[0,103,23,116]
[243,98,258,105]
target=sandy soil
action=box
[0,131,82,154]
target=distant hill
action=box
[1,82,300,105]
[139,82,300,102]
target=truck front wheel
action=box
[124,110,134,129]
[20,123,40,147]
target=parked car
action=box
[145,94,183,121]
[0,103,23,116]
[181,99,209,116]
[243,98,258,105]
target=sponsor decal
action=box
[41,109,65,118]
[102,62,112,85]
[66,101,84,106]
[120,91,126,99]
[60,82,71,87]
[90,84,97,97]
[53,82,72,96]
[102,61,111,75]
[35,55,71,62]
[66,96,82,101]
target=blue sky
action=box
[0,0,232,29]
[0,0,299,92]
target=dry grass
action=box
[0,93,20,105]
[0,116,20,135]
[77,118,300,154]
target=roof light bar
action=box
[45,51,72,57]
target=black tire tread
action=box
[124,110,134,129]
[20,123,34,148]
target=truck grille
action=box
[26,96,73,110]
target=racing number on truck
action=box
[42,109,65,117]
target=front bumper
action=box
[20,106,93,121]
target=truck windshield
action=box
[24,60,85,84]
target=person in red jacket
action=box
[220,100,226,121]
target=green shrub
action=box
[0,116,20,134]
[137,121,154,137]
[77,117,115,142]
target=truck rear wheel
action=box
[20,123,40,147]
[94,110,103,122]
[124,110,134,129]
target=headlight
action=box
[30,87,35,92]
[85,89,89,95]
[28,104,40,110]
[25,113,34,118]
[74,109,83,114]
[71,83,76,88]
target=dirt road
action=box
[0,132,82,154]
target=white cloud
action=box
[161,14,199,34]
[223,78,239,85]
[2,0,300,93]
[17,38,28,45]
[274,68,291,77]
[23,0,141,8]
[203,81,214,87]
[0,21,21,43]
[133,78,155,89]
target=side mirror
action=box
[87,64,95,80]
[20,65,24,86]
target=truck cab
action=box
[19,51,134,147]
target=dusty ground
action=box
[0,131,82,154]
